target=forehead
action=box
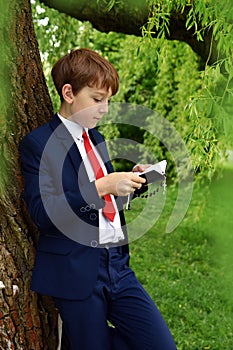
[84,86,112,97]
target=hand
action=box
[132,164,152,173]
[95,172,146,197]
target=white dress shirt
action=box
[58,114,124,244]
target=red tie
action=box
[82,131,116,222]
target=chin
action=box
[87,122,98,129]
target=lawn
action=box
[126,169,233,350]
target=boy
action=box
[20,48,177,350]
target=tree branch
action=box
[40,0,218,65]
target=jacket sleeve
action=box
[19,133,105,230]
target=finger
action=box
[132,164,152,172]
[132,164,143,172]
[115,179,135,196]
[131,174,146,184]
[131,181,143,189]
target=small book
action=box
[136,160,167,185]
[126,160,167,209]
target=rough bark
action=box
[0,0,58,349]
[41,0,218,65]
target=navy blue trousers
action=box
[54,247,177,350]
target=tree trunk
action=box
[0,0,58,348]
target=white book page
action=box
[135,160,167,176]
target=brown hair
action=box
[51,48,119,101]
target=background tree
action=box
[0,0,58,349]
[40,0,222,65]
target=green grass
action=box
[126,170,233,350]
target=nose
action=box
[99,101,108,114]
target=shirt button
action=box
[85,205,91,211]
[90,213,97,221]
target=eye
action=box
[93,98,102,103]
[93,96,111,104]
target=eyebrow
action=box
[92,90,112,98]
[91,86,112,95]
[93,91,106,95]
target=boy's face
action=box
[68,86,112,129]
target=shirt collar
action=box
[58,113,88,141]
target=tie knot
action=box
[82,131,87,139]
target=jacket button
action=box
[90,213,97,221]
[90,240,98,248]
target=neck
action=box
[59,104,71,119]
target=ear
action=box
[62,84,74,103]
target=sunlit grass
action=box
[126,169,233,350]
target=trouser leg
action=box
[60,322,70,350]
[107,251,177,350]
[54,247,177,350]
[53,295,111,350]
[109,276,177,350]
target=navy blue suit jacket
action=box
[20,114,129,300]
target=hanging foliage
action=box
[33,0,233,180]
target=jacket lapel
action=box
[49,114,113,177]
[49,114,88,183]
